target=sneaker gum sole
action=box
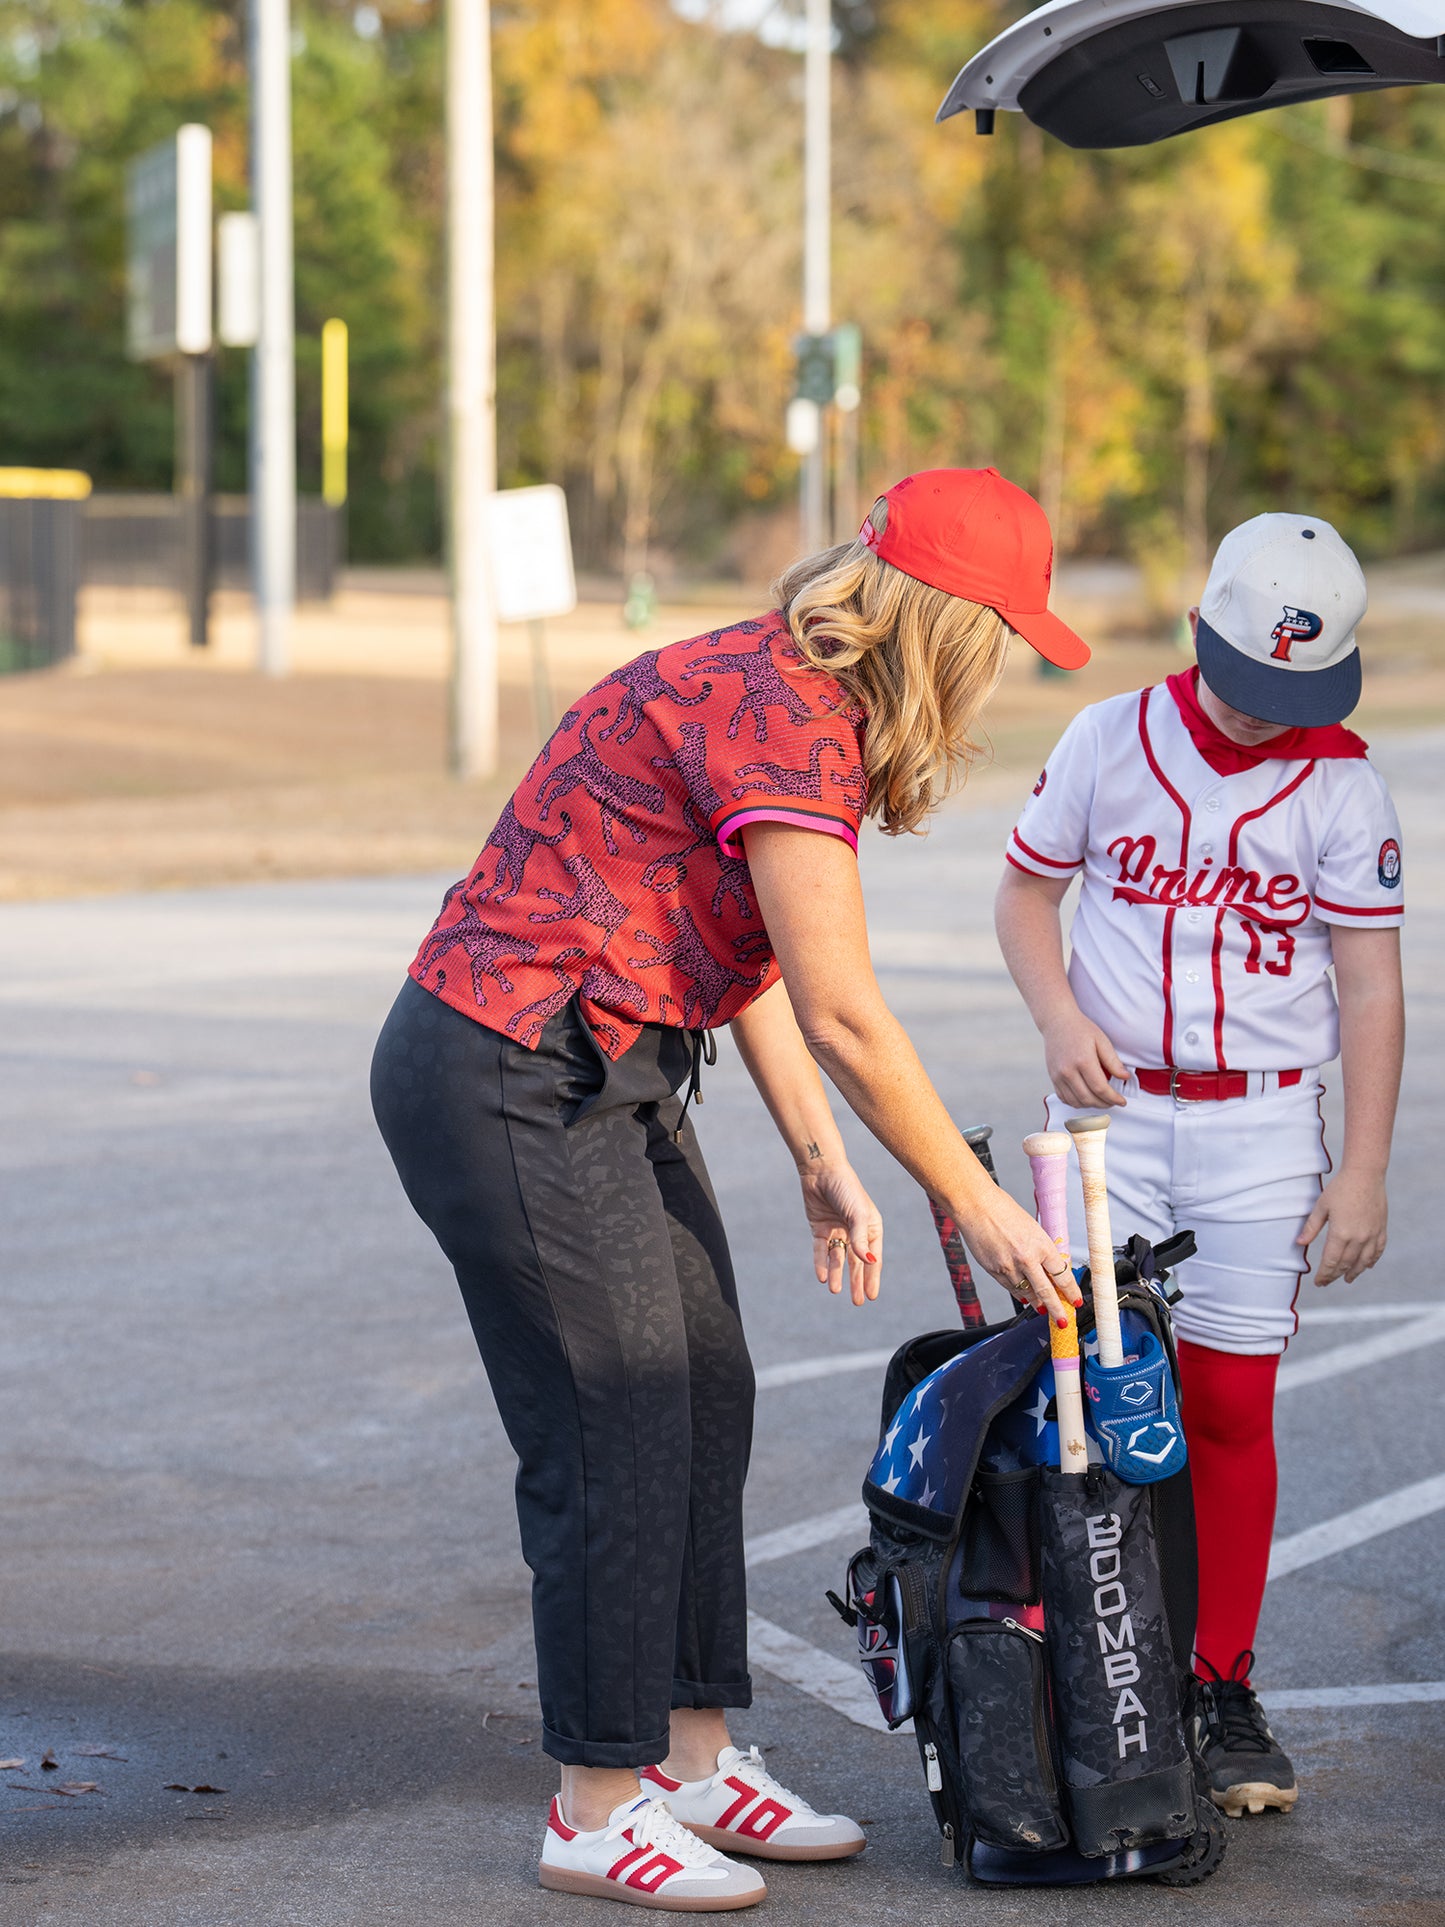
[1212,1780,1300,1819]
[687,1823,866,1863]
[538,1864,764,1911]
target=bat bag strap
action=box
[1038,1466,1195,1859]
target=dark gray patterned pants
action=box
[371,979,754,1767]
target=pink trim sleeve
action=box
[714,805,860,860]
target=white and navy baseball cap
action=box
[1197,514,1367,726]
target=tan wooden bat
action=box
[1065,1112,1125,1369]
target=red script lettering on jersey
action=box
[1107,835,1310,927]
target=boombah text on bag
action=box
[831,1238,1226,1888]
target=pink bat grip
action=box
[1029,1152,1070,1253]
[1023,1131,1088,1473]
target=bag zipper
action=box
[923,1740,943,1791]
[1002,1616,1043,1644]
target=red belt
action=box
[1136,1068,1302,1101]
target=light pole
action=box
[250,0,296,678]
[800,0,831,554]
[446,0,500,781]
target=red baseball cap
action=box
[860,467,1090,670]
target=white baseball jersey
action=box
[1008,683,1404,1071]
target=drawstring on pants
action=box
[673,1029,717,1144]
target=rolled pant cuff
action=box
[671,1674,753,1711]
[542,1724,674,1769]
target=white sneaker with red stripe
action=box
[539,1791,766,1911]
[642,1746,866,1862]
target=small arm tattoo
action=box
[806,1141,822,1161]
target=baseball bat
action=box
[1023,1131,1088,1474]
[929,1123,994,1329]
[1064,1112,1125,1369]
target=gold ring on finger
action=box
[827,1235,848,1250]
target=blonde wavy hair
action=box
[772,498,1013,835]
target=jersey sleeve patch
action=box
[1312,764,1405,926]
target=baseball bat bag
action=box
[830,1239,1225,1888]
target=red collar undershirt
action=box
[1164,666,1367,778]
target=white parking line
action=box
[745,1503,868,1568]
[1258,1682,1445,1711]
[753,1305,1444,1400]
[745,1612,892,1734]
[1268,1470,1445,1580]
[746,1470,1445,1730]
[746,1323,1445,1730]
[1278,1307,1445,1394]
[755,1349,894,1393]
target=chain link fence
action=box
[0,495,83,674]
[0,489,343,676]
[80,495,342,600]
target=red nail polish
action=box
[864,1252,878,1264]
[1056,1317,1068,1329]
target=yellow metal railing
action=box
[0,468,92,501]
[321,318,348,507]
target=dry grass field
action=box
[2,558,1441,902]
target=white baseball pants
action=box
[1043,1075,1330,1356]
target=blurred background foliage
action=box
[1,0,1444,588]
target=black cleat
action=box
[1192,1651,1298,1818]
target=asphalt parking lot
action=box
[1,731,1441,1925]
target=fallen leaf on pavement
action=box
[73,1746,127,1761]
[164,1783,228,1794]
[39,1751,57,1771]
[0,1759,24,1771]
[53,1783,100,1796]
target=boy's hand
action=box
[1298,1168,1388,1285]
[1044,1011,1129,1108]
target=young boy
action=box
[996,514,1405,1818]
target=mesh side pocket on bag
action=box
[957,1465,1041,1603]
[948,1619,1068,1854]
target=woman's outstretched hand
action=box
[959,1184,1085,1323]
[800,1160,883,1306]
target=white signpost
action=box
[486,483,577,745]
[125,125,214,647]
[126,125,213,362]
[217,211,261,349]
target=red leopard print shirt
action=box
[409,612,868,1057]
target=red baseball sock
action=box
[1177,1339,1281,1685]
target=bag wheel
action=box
[1152,1795,1228,1887]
